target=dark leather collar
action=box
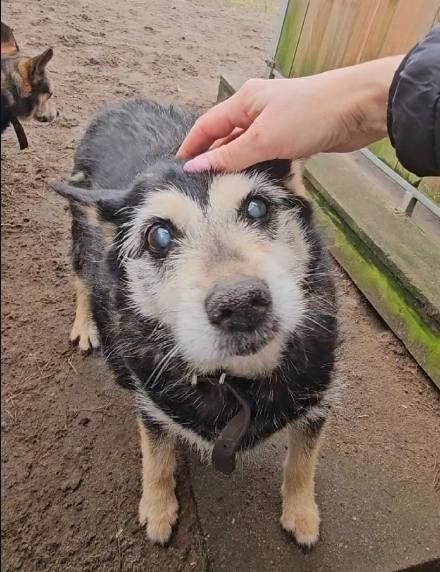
[126,360,253,476]
[185,372,253,474]
[211,379,252,475]
[11,117,28,150]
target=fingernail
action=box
[183,154,211,173]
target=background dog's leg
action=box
[70,275,100,352]
[280,421,324,549]
[138,418,178,545]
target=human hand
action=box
[177,56,402,172]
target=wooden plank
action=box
[290,0,335,76]
[356,0,400,62]
[379,0,440,56]
[305,153,440,386]
[292,0,385,75]
[274,0,310,78]
[338,0,381,66]
[305,153,440,313]
[277,0,440,75]
[309,186,440,388]
[317,0,361,71]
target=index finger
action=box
[177,95,251,159]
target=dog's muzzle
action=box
[205,277,276,356]
[205,277,272,332]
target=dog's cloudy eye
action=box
[246,198,267,219]
[147,224,172,254]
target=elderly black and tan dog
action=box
[1,21,57,148]
[51,98,337,549]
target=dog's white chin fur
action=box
[173,261,306,379]
[179,331,288,378]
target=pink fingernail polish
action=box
[183,154,211,173]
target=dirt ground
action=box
[1,1,439,571]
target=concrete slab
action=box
[190,436,439,572]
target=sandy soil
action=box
[1,1,439,571]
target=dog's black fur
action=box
[53,98,337,453]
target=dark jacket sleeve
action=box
[387,25,440,177]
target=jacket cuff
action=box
[387,26,440,177]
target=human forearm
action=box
[178,56,404,172]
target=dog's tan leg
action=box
[138,418,178,545]
[280,422,323,549]
[70,275,100,352]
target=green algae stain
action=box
[310,190,440,387]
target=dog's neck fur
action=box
[1,60,22,132]
[1,90,13,133]
[1,60,30,147]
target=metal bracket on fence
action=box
[400,193,417,217]
[265,60,283,79]
[360,149,440,220]
[265,58,276,78]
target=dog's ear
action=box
[16,58,33,96]
[16,49,53,95]
[1,22,19,56]
[247,159,309,198]
[246,159,292,183]
[50,181,130,225]
[32,47,53,77]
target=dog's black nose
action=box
[205,278,272,332]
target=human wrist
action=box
[355,56,404,139]
[323,55,404,150]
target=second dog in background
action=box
[1,21,58,148]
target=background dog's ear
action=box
[32,47,53,76]
[16,58,33,96]
[50,181,130,225]
[1,22,19,55]
[17,49,54,92]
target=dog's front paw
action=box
[70,314,100,353]
[280,500,320,549]
[139,494,178,545]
